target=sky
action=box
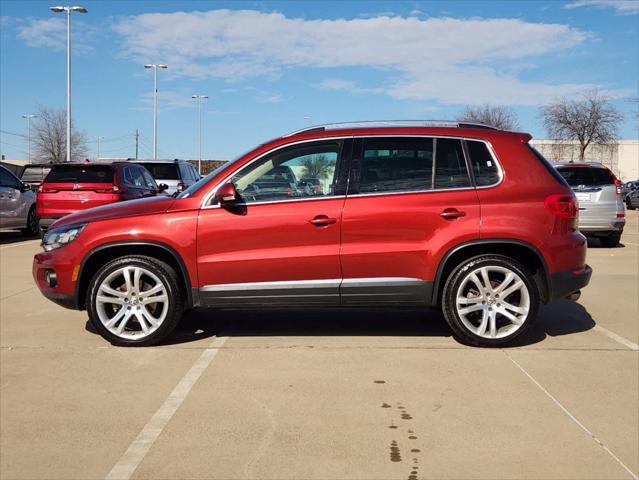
[1,0,638,161]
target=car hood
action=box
[50,196,176,229]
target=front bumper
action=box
[33,245,82,310]
[549,265,593,301]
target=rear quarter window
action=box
[44,165,114,183]
[139,163,180,180]
[466,141,500,186]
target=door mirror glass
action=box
[215,183,238,206]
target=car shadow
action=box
[586,237,626,248]
[148,300,595,347]
[0,231,37,245]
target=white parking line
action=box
[623,241,639,247]
[593,325,639,351]
[505,351,638,480]
[105,335,228,480]
[0,240,41,250]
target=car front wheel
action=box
[442,255,539,347]
[87,255,183,346]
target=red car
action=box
[37,162,165,228]
[33,122,591,347]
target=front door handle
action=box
[440,208,466,220]
[310,215,337,227]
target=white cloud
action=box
[17,17,95,54]
[112,9,609,105]
[564,0,639,14]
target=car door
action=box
[0,166,28,228]
[340,136,481,305]
[196,138,351,306]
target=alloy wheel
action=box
[95,266,169,340]
[455,265,530,339]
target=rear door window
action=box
[45,165,114,183]
[466,141,500,186]
[434,138,470,189]
[358,137,434,193]
[556,166,615,186]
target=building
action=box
[530,139,639,181]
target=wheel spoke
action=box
[458,296,483,305]
[99,285,127,298]
[488,310,497,338]
[97,295,126,306]
[133,268,143,295]
[104,306,127,328]
[494,272,515,295]
[115,310,133,334]
[139,284,163,298]
[500,280,524,299]
[476,309,489,336]
[501,301,528,315]
[468,272,487,295]
[497,307,523,325]
[122,268,133,295]
[141,294,167,305]
[140,305,159,327]
[459,304,484,315]
[135,310,149,334]
[479,268,492,293]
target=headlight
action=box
[42,224,86,252]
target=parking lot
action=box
[0,213,637,480]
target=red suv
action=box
[37,162,165,228]
[33,122,592,347]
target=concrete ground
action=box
[1,212,637,480]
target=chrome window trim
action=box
[200,136,352,209]
[200,134,503,209]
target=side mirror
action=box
[215,183,238,206]
[157,183,169,193]
[19,183,30,193]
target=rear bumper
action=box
[549,265,592,301]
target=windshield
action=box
[556,166,615,186]
[44,165,114,183]
[176,160,234,198]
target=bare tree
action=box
[32,106,88,163]
[300,154,332,179]
[540,90,623,161]
[456,104,519,130]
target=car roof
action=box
[282,120,500,137]
[134,159,189,164]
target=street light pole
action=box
[144,64,168,160]
[50,6,87,163]
[96,136,104,160]
[21,114,38,163]
[191,95,208,175]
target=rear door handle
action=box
[310,215,337,227]
[440,208,466,220]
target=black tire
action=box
[441,254,539,347]
[87,255,183,346]
[22,205,40,237]
[600,232,621,248]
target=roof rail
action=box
[282,120,499,137]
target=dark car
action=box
[20,163,53,190]
[33,121,591,348]
[37,162,165,228]
[626,189,639,210]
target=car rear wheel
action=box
[442,255,539,347]
[22,205,40,237]
[87,255,183,346]
[600,232,621,248]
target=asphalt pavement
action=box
[1,212,637,480]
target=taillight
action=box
[614,179,623,195]
[545,194,577,219]
[95,185,122,194]
[38,186,58,193]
